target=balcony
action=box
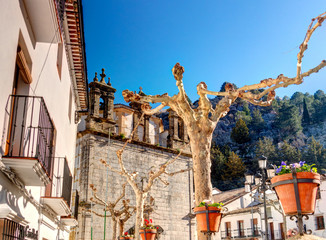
[60,190,79,226]
[2,95,54,186]
[221,227,261,239]
[41,157,72,216]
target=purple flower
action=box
[276,167,282,174]
[281,161,286,166]
[299,161,305,167]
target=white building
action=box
[213,175,326,240]
[0,0,88,239]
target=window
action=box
[225,222,231,237]
[16,46,32,84]
[267,207,272,219]
[238,220,244,237]
[316,216,325,230]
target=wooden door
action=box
[270,222,275,240]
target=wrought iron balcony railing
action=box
[42,157,72,216]
[4,95,55,178]
[221,227,261,239]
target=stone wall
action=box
[76,133,196,240]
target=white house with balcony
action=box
[213,175,326,240]
[0,0,88,239]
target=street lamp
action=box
[245,157,276,240]
[245,170,255,237]
[258,155,276,240]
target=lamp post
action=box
[259,156,269,240]
[245,171,255,237]
[245,156,275,240]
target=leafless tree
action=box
[89,182,136,240]
[101,113,192,240]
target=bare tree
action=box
[121,14,326,239]
[100,113,192,240]
[89,182,136,240]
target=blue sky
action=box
[83,1,326,105]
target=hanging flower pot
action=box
[271,162,320,216]
[139,219,157,240]
[193,201,223,232]
[139,229,157,240]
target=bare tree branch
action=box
[164,167,192,176]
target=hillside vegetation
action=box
[209,85,326,190]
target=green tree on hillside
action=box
[302,137,326,171]
[222,152,246,188]
[250,108,265,132]
[279,141,301,163]
[302,98,311,126]
[311,90,326,123]
[236,102,251,124]
[274,102,302,138]
[210,145,226,186]
[231,119,251,144]
[255,137,278,164]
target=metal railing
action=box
[4,95,55,176]
[46,157,73,206]
[221,227,261,239]
[1,218,25,239]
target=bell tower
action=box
[86,68,116,133]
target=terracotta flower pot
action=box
[271,172,320,215]
[139,229,157,240]
[193,206,222,232]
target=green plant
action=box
[198,201,224,208]
[120,133,126,139]
[275,161,317,175]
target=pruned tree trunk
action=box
[112,218,118,240]
[189,127,214,205]
[134,192,147,240]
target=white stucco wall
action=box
[216,182,326,240]
[0,0,81,239]
[0,0,78,168]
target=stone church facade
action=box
[73,69,195,240]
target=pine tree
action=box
[279,141,301,163]
[302,137,326,171]
[250,108,265,132]
[210,145,226,186]
[274,102,302,137]
[236,102,252,124]
[302,98,311,126]
[255,137,278,164]
[222,152,246,183]
[231,119,251,144]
